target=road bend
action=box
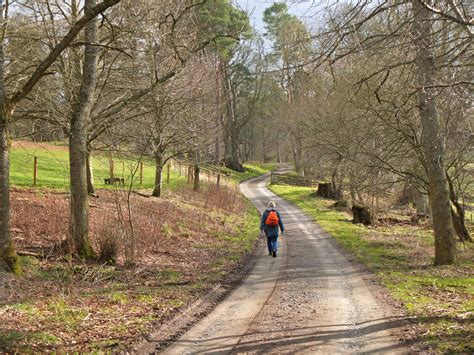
[163,174,406,354]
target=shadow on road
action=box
[174,316,409,354]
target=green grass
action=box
[199,204,260,285]
[109,292,128,305]
[10,142,186,190]
[10,142,275,190]
[0,331,58,351]
[0,331,24,350]
[216,163,277,183]
[268,184,474,353]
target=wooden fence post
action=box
[188,166,193,184]
[167,163,170,184]
[140,162,143,185]
[217,174,220,187]
[108,151,114,179]
[33,156,38,186]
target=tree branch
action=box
[10,0,121,107]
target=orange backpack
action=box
[265,210,279,227]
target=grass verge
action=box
[216,163,277,183]
[268,184,473,353]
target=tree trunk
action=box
[108,150,114,179]
[316,183,334,199]
[214,130,221,164]
[352,205,373,226]
[414,191,429,215]
[86,145,95,195]
[68,0,99,259]
[152,152,163,197]
[331,157,343,200]
[276,135,282,164]
[0,1,19,273]
[214,60,222,164]
[194,150,201,191]
[447,173,472,242]
[0,113,17,272]
[194,164,200,191]
[292,135,304,177]
[222,62,244,172]
[413,0,456,264]
[227,127,243,172]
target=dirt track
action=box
[163,174,407,353]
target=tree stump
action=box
[352,205,373,225]
[316,183,333,199]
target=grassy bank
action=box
[218,163,277,183]
[269,184,474,353]
[1,185,260,352]
[2,141,274,351]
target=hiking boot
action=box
[272,250,277,258]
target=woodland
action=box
[0,0,472,351]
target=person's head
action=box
[267,201,276,209]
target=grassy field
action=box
[10,141,276,190]
[269,184,474,353]
[10,141,186,190]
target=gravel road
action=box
[164,174,406,354]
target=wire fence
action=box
[168,158,235,189]
[10,141,235,192]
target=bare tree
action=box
[412,0,456,263]
[0,0,120,272]
[68,0,102,258]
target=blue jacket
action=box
[260,208,284,237]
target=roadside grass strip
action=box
[268,184,474,353]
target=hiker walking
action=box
[260,201,284,257]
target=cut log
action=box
[132,190,150,198]
[17,250,43,258]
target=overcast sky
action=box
[233,0,320,34]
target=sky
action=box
[233,0,321,34]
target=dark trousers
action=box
[267,236,278,253]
